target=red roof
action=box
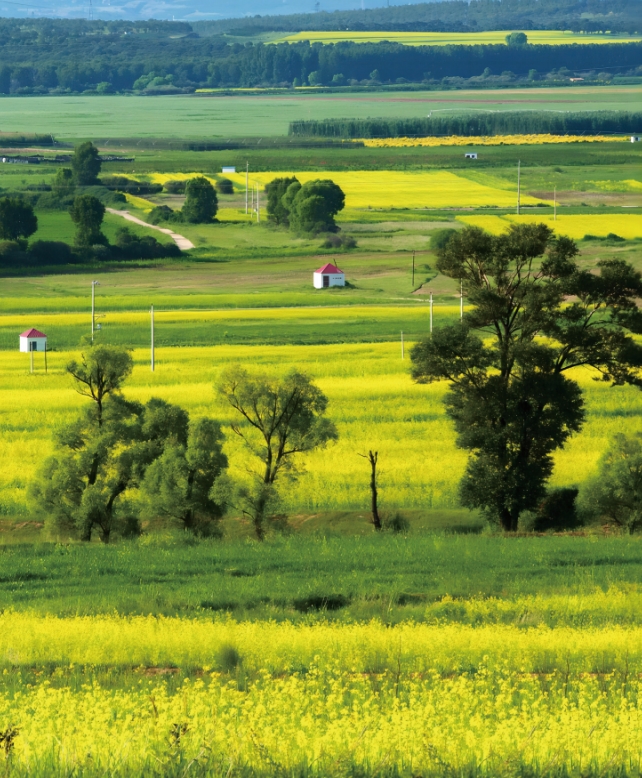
[315,263,344,275]
[20,328,46,339]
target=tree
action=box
[410,223,642,532]
[69,194,107,247]
[287,179,345,234]
[52,168,75,199]
[218,367,338,539]
[71,140,101,185]
[0,198,37,242]
[265,176,299,226]
[506,31,528,46]
[30,345,188,542]
[581,434,642,533]
[216,178,234,195]
[359,450,381,530]
[181,176,217,223]
[140,417,229,536]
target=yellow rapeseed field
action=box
[277,30,642,45]
[1,341,641,517]
[362,134,629,148]
[225,170,545,209]
[457,213,642,239]
[1,615,642,775]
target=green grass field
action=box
[0,86,637,139]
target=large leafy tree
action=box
[281,179,345,235]
[265,176,299,226]
[218,367,338,539]
[181,176,217,223]
[71,140,101,185]
[140,417,229,536]
[411,223,642,531]
[30,345,187,542]
[0,197,37,242]
[69,194,107,247]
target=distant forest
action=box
[290,111,642,136]
[195,0,642,34]
[0,16,638,93]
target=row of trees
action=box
[291,110,642,139]
[0,36,639,93]
[30,346,336,542]
[149,177,219,225]
[266,177,345,234]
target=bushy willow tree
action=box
[411,223,642,531]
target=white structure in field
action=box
[222,166,236,173]
[314,262,345,289]
[465,153,478,159]
[19,328,47,352]
[631,136,641,143]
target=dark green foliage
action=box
[29,345,195,543]
[164,180,187,194]
[141,417,229,537]
[51,168,75,200]
[411,223,642,531]
[218,366,338,539]
[581,434,642,533]
[531,487,581,532]
[321,233,357,249]
[149,205,176,224]
[266,176,299,226]
[216,178,234,195]
[181,176,217,223]
[71,141,101,186]
[27,240,74,266]
[69,194,107,247]
[101,176,163,195]
[430,228,459,250]
[114,227,181,259]
[0,198,37,242]
[291,111,642,138]
[282,179,345,234]
[506,32,528,46]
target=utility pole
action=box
[30,348,33,374]
[412,250,415,287]
[245,161,249,214]
[151,305,155,372]
[517,160,521,215]
[256,184,260,223]
[401,330,404,359]
[430,290,433,333]
[91,280,99,342]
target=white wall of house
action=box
[20,336,47,353]
[313,272,345,289]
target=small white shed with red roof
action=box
[20,328,47,353]
[314,262,345,289]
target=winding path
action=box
[106,208,195,251]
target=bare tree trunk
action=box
[360,450,381,531]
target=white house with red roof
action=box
[313,262,345,289]
[20,328,47,353]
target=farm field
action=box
[1,342,642,526]
[0,87,637,139]
[458,213,642,239]
[277,30,642,45]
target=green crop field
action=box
[0,87,638,139]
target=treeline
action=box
[290,111,642,138]
[0,37,639,93]
[195,0,642,34]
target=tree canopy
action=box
[0,198,37,242]
[71,141,101,186]
[411,223,642,531]
[69,194,107,247]
[181,176,218,223]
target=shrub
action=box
[430,228,459,250]
[101,176,163,196]
[530,487,581,532]
[115,227,180,259]
[384,512,410,534]
[216,178,234,195]
[164,180,186,194]
[321,233,357,249]
[28,240,74,266]
[149,205,176,224]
